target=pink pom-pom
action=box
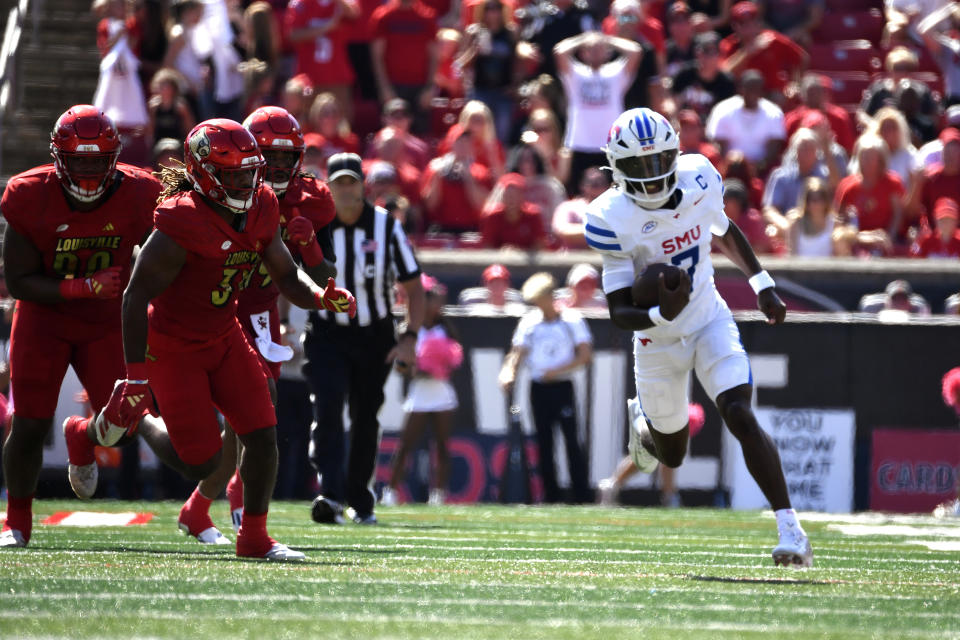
[942,367,960,415]
[688,402,705,438]
[416,336,463,380]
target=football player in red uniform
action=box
[176,106,340,543]
[102,119,355,561]
[0,105,161,548]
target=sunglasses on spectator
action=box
[807,192,828,201]
[530,125,552,134]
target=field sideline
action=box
[1,501,959,639]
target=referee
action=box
[305,153,425,525]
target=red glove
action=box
[101,362,158,436]
[314,277,356,318]
[59,265,123,300]
[287,216,325,267]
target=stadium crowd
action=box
[89,0,960,262]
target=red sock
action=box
[226,470,244,512]
[236,510,274,557]
[64,417,95,466]
[3,494,34,542]
[178,488,215,536]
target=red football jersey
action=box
[149,186,280,345]
[0,163,159,325]
[236,175,336,316]
[285,0,356,86]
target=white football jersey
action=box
[584,153,731,340]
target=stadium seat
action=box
[828,72,873,105]
[811,9,885,46]
[808,40,882,73]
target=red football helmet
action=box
[50,105,122,203]
[184,119,265,214]
[242,106,305,196]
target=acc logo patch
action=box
[221,240,232,250]
[642,221,657,234]
[189,129,211,159]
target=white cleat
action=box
[380,486,399,507]
[179,522,231,545]
[67,462,98,500]
[63,417,98,500]
[263,542,305,562]
[772,525,814,568]
[230,508,243,533]
[0,529,27,548]
[427,488,446,506]
[933,499,960,518]
[627,398,660,474]
[597,477,618,506]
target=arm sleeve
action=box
[389,215,420,281]
[584,208,636,293]
[704,159,731,236]
[600,253,636,294]
[0,179,30,237]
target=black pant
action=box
[530,380,590,503]
[303,317,395,517]
[276,378,314,500]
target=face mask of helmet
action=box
[613,149,678,208]
[261,148,301,195]
[57,151,119,202]
[215,164,263,213]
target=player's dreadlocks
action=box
[155,160,193,204]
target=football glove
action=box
[101,363,158,436]
[314,277,356,318]
[59,265,123,300]
[286,215,325,267]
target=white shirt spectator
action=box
[561,58,633,152]
[793,216,835,257]
[706,95,786,164]
[511,308,592,383]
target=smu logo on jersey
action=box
[661,225,701,254]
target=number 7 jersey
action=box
[584,153,731,340]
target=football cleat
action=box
[772,524,814,568]
[597,477,618,506]
[627,398,660,474]
[346,508,378,526]
[231,507,243,533]
[380,486,399,507]
[262,542,306,562]
[63,416,98,499]
[310,495,345,525]
[427,488,446,506]
[933,498,960,518]
[179,523,231,545]
[0,528,27,548]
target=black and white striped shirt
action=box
[317,202,420,328]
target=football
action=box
[631,263,686,308]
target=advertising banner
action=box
[724,408,856,512]
[870,429,960,513]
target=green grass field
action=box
[2,501,959,639]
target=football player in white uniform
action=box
[585,107,813,567]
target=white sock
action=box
[775,508,804,533]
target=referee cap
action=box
[327,152,364,182]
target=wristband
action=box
[648,305,671,327]
[748,270,776,294]
[125,362,150,384]
[298,239,325,267]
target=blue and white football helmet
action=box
[602,107,679,210]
